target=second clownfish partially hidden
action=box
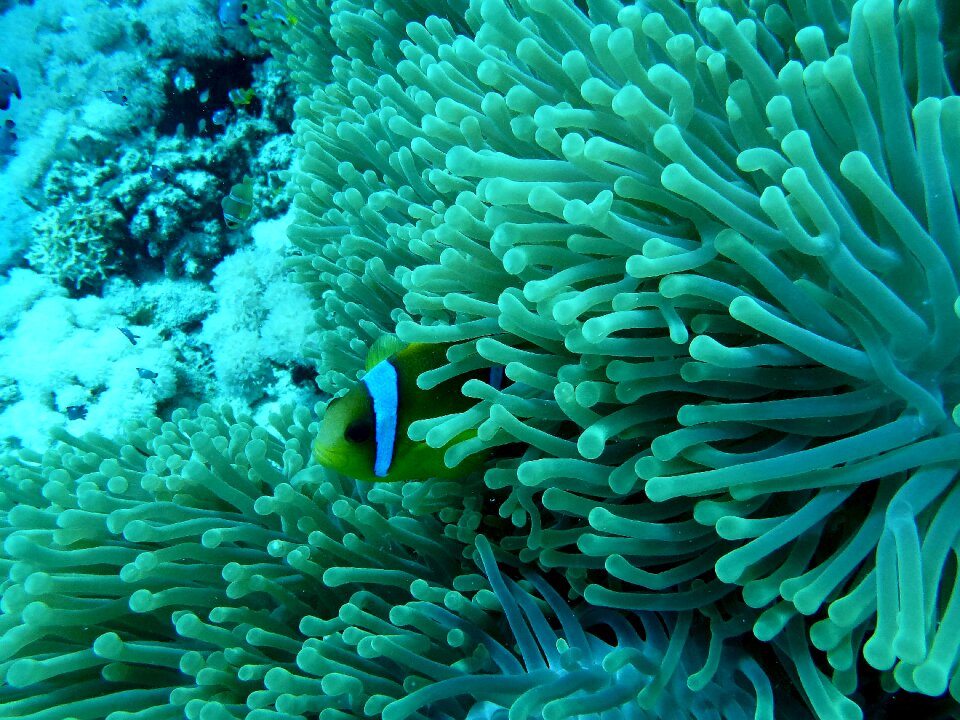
[313,336,504,482]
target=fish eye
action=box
[344,419,373,444]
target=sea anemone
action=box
[280,0,960,715]
[0,403,778,719]
[0,404,455,718]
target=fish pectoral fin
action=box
[393,430,483,480]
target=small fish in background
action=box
[247,0,296,27]
[313,336,506,482]
[199,89,210,104]
[212,108,231,126]
[266,0,298,26]
[65,405,87,421]
[218,0,248,27]
[19,187,43,210]
[0,120,16,157]
[0,68,20,110]
[149,165,173,183]
[221,175,254,229]
[173,67,195,92]
[136,367,158,380]
[103,89,128,106]
[228,87,255,107]
[118,327,140,345]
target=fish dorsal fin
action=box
[366,334,407,370]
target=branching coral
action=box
[27,199,123,291]
[281,0,960,715]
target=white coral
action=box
[0,269,178,450]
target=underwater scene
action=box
[0,0,959,718]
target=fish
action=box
[19,188,43,210]
[218,0,247,27]
[245,0,296,27]
[118,327,140,345]
[0,120,15,157]
[66,405,87,420]
[149,165,173,182]
[221,175,254,228]
[312,336,505,482]
[212,109,231,126]
[103,89,128,106]
[228,87,255,107]
[137,368,158,380]
[173,67,195,92]
[265,0,298,26]
[0,68,20,110]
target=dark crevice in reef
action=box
[157,55,259,138]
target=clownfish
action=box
[221,175,254,229]
[313,336,504,482]
[228,87,256,107]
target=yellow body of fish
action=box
[228,88,256,106]
[221,175,254,229]
[313,340,493,482]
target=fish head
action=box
[218,0,246,27]
[313,387,379,481]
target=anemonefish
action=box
[313,336,504,482]
[221,175,254,229]
[228,88,256,107]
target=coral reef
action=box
[0,0,247,181]
[25,57,294,290]
[1,222,319,453]
[0,269,181,451]
[1,0,303,456]
[0,0,287,273]
[198,216,319,406]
